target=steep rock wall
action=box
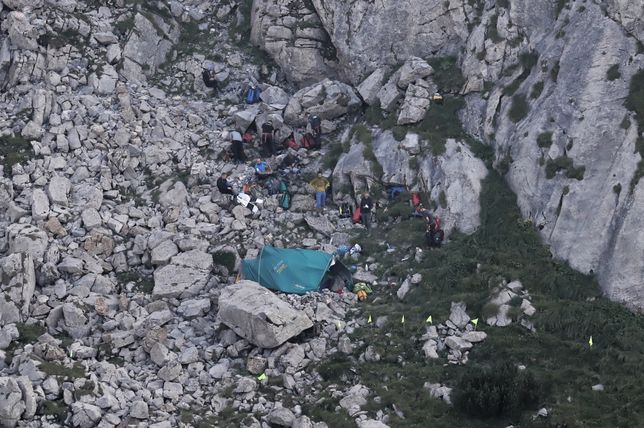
[253,0,644,309]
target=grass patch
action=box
[508,95,529,123]
[486,14,504,43]
[550,61,560,82]
[0,134,34,176]
[38,400,68,423]
[624,69,644,190]
[454,362,542,418]
[428,57,465,94]
[530,81,544,99]
[606,64,621,81]
[313,170,644,426]
[545,156,585,180]
[323,142,349,169]
[536,132,553,148]
[39,362,87,379]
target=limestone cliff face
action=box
[253,0,644,309]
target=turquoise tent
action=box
[242,246,353,294]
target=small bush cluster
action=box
[508,95,529,123]
[454,362,542,418]
[536,132,553,148]
[606,64,621,81]
[545,156,585,180]
[530,81,544,99]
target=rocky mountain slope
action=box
[0,0,643,427]
[251,0,644,309]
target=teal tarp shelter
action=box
[242,246,353,294]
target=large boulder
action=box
[284,79,362,126]
[6,224,48,262]
[158,179,187,208]
[31,189,50,221]
[250,0,338,85]
[47,176,71,206]
[152,250,213,298]
[218,281,314,348]
[121,12,180,82]
[0,376,36,428]
[397,81,433,125]
[0,253,36,317]
[357,68,387,105]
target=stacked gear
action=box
[353,282,373,301]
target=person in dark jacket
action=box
[217,173,235,196]
[230,131,246,163]
[359,191,373,230]
[202,64,217,91]
[261,120,277,156]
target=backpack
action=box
[245,86,261,104]
[352,206,362,223]
[411,192,421,207]
[278,180,288,193]
[280,192,291,210]
[242,132,254,143]
[433,229,445,245]
[265,177,280,195]
[338,202,352,218]
[283,137,300,150]
[301,133,316,150]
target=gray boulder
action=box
[218,281,314,348]
[152,250,213,298]
[0,376,36,428]
[357,68,387,105]
[31,189,50,221]
[304,215,335,237]
[7,224,48,262]
[0,253,36,317]
[284,79,362,126]
[448,302,470,329]
[397,82,432,125]
[267,407,296,427]
[260,86,290,107]
[158,179,187,208]
[47,176,71,206]
[397,57,434,89]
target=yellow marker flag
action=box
[257,373,267,381]
[426,315,433,324]
[471,318,479,327]
[368,315,372,324]
[589,336,593,347]
[401,315,405,324]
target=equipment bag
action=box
[280,192,292,210]
[245,86,261,104]
[300,133,316,150]
[278,180,288,193]
[338,202,352,218]
[284,137,300,150]
[352,206,362,223]
[411,192,421,207]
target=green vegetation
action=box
[37,29,86,50]
[0,134,34,176]
[550,62,560,82]
[624,69,644,189]
[620,115,631,130]
[4,322,46,364]
[454,362,541,418]
[545,156,585,180]
[39,362,87,379]
[38,400,68,424]
[212,251,237,272]
[508,95,529,123]
[555,0,570,18]
[438,190,447,208]
[311,169,644,426]
[613,183,622,195]
[486,14,504,43]
[536,132,553,148]
[351,124,373,146]
[323,141,349,169]
[427,57,466,94]
[606,64,621,81]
